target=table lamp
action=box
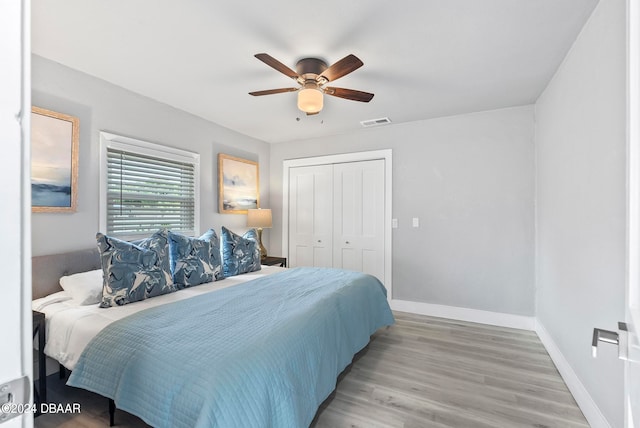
[247,208,272,258]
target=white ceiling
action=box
[32,0,598,144]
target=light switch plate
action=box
[392,219,398,229]
[412,217,419,228]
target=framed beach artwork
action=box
[31,107,79,213]
[218,154,259,214]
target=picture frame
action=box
[218,153,259,214]
[31,106,79,213]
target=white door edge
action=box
[626,0,640,425]
[0,0,32,427]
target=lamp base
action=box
[256,228,267,259]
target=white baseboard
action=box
[389,299,535,331]
[535,320,611,428]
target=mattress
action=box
[67,267,395,428]
[32,265,284,370]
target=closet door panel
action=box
[289,165,333,267]
[338,168,361,240]
[362,249,379,280]
[333,160,385,282]
[339,247,358,272]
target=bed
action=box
[32,247,394,428]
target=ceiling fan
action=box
[249,53,374,115]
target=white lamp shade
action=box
[297,87,323,113]
[247,208,272,228]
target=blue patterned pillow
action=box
[221,226,261,277]
[97,229,175,308]
[168,229,223,288]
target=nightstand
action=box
[32,310,46,415]
[261,256,287,267]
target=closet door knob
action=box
[345,241,350,244]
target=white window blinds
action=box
[100,132,199,239]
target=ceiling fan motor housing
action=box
[296,58,328,81]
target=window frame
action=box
[99,131,200,240]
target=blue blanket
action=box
[68,267,394,428]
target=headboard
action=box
[32,248,101,300]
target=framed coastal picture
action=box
[218,153,259,214]
[31,107,79,213]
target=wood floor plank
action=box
[35,311,589,428]
[363,343,571,392]
[349,361,583,416]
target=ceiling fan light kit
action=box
[249,53,374,114]
[298,84,323,114]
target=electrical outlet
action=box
[392,219,398,228]
[412,217,419,228]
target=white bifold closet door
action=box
[289,164,334,268]
[288,159,385,283]
[332,160,385,282]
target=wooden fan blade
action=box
[306,111,320,116]
[319,54,363,82]
[254,53,299,79]
[324,87,374,102]
[249,88,299,96]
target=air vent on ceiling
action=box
[360,117,392,127]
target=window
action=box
[100,132,199,239]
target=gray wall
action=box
[271,106,535,316]
[535,0,626,426]
[31,55,270,256]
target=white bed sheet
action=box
[32,265,285,371]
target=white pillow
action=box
[59,269,104,305]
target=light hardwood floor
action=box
[35,311,588,428]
